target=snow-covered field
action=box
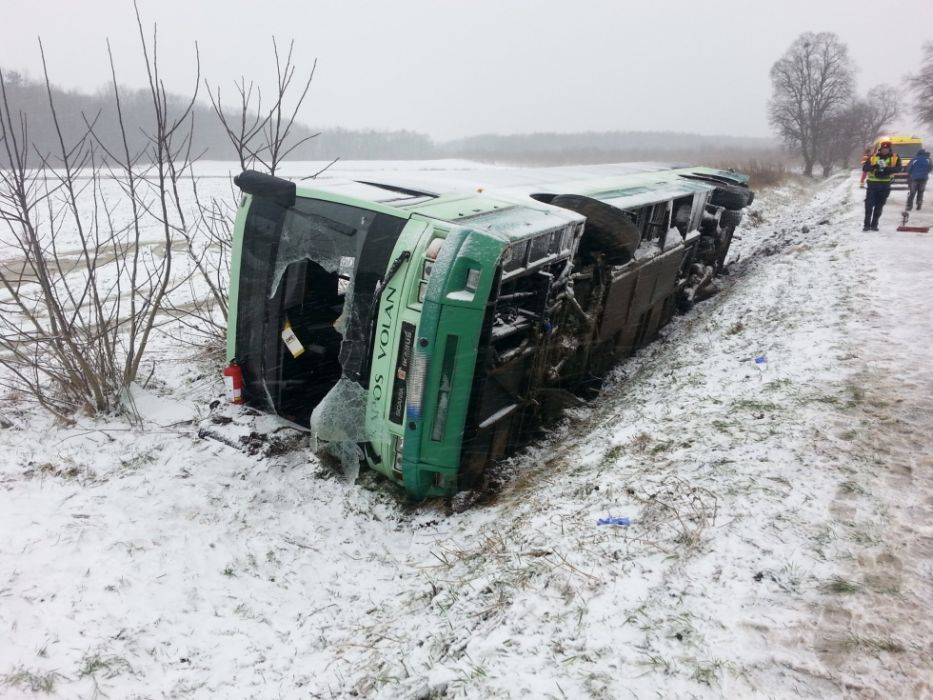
[1,165,931,699]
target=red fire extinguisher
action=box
[223,360,244,404]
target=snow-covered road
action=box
[0,170,930,699]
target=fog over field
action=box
[1,0,931,141]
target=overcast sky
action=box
[1,0,931,141]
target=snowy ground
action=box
[0,167,931,699]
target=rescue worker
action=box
[906,148,931,211]
[859,147,872,188]
[862,140,901,231]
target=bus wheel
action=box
[549,194,641,265]
[710,184,753,210]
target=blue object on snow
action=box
[754,353,767,366]
[597,516,631,526]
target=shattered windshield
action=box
[270,199,370,298]
[234,194,406,424]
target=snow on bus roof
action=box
[341,162,682,197]
[293,178,436,205]
[287,162,732,229]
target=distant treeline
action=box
[443,132,783,166]
[0,70,780,167]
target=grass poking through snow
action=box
[820,576,861,595]
[3,666,64,694]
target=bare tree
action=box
[816,106,860,177]
[162,177,237,353]
[856,85,899,149]
[120,5,200,383]
[815,85,899,176]
[206,38,319,175]
[168,40,328,353]
[769,32,855,177]
[0,63,112,417]
[0,5,199,418]
[906,41,933,129]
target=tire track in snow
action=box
[812,178,933,699]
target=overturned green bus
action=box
[227,164,753,499]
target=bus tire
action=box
[710,184,753,210]
[549,194,641,265]
[719,209,743,228]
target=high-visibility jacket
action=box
[863,153,902,183]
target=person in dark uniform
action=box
[906,148,932,211]
[862,140,901,231]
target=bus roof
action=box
[291,163,745,241]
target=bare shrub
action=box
[0,7,198,418]
[162,178,237,355]
[711,159,789,190]
[166,39,327,354]
[207,38,320,176]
